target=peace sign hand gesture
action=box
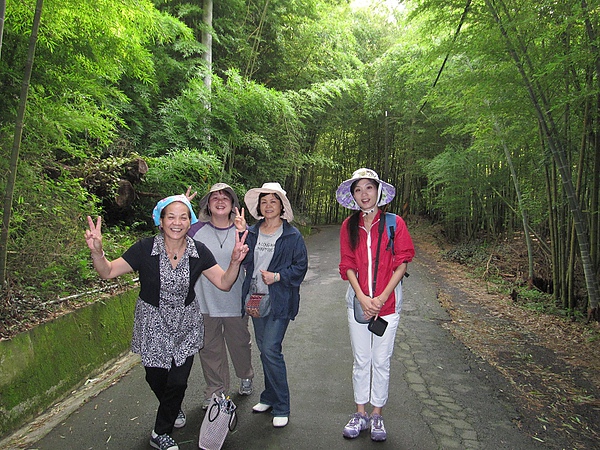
[230,229,249,263]
[85,216,104,256]
[184,186,198,202]
[234,206,247,231]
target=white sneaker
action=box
[150,430,179,450]
[273,416,289,427]
[174,410,186,428]
[252,402,272,413]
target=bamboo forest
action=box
[1,0,600,330]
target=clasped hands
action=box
[358,294,384,319]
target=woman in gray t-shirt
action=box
[187,183,255,408]
[241,182,308,429]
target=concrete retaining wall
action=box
[0,288,138,438]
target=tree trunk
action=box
[245,0,269,79]
[485,0,600,315]
[0,0,43,287]
[202,0,212,93]
[0,0,6,59]
[494,120,535,286]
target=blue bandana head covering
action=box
[152,194,198,226]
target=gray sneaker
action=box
[239,378,253,395]
[201,398,211,410]
[370,413,387,441]
[150,431,179,450]
[174,410,186,428]
[342,412,369,439]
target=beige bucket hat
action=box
[197,183,241,222]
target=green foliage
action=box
[264,2,363,90]
[148,76,212,155]
[142,148,223,194]
[1,164,99,298]
[1,0,599,321]
[2,0,194,161]
[211,70,303,187]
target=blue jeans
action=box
[252,315,291,416]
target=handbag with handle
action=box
[198,392,237,450]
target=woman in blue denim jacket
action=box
[241,182,308,428]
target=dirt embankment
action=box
[411,222,600,449]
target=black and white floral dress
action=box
[123,234,216,369]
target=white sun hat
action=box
[244,182,294,221]
[336,168,395,210]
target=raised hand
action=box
[184,185,198,202]
[234,206,247,231]
[85,216,104,254]
[231,229,249,262]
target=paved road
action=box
[4,225,545,450]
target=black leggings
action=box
[145,355,194,435]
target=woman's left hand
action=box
[231,229,249,262]
[260,269,279,285]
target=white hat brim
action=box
[336,177,395,210]
[244,185,294,221]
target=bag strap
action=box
[372,215,385,294]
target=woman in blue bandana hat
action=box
[85,195,248,450]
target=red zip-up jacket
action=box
[339,210,415,316]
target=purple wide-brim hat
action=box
[336,168,395,210]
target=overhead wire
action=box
[419,0,472,113]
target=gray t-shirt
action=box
[251,225,283,294]
[192,222,245,317]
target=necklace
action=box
[213,225,232,248]
[165,243,183,260]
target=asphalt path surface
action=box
[3,225,545,450]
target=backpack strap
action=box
[385,213,396,254]
[385,212,410,278]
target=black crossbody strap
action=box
[372,215,385,295]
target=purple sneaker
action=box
[370,413,387,441]
[343,412,369,439]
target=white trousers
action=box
[347,308,400,408]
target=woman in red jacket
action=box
[337,168,415,442]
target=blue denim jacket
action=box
[241,219,308,319]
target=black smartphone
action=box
[368,316,388,336]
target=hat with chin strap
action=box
[335,168,395,210]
